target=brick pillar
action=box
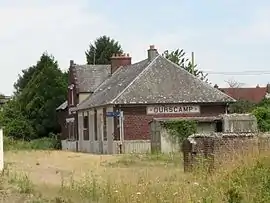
[182,139,193,172]
[203,138,215,173]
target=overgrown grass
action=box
[59,151,270,202]
[105,152,182,167]
[3,136,60,151]
[1,150,270,202]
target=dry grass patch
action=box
[2,149,270,202]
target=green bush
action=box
[3,118,36,140]
[229,100,255,113]
[3,136,60,151]
[252,106,270,132]
[161,120,197,144]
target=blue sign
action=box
[106,111,120,117]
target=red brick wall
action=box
[120,104,226,140]
[67,66,79,107]
[58,62,79,141]
[57,109,68,140]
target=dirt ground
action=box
[5,150,117,185]
[4,150,183,186]
[2,150,185,202]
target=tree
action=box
[225,79,245,88]
[162,49,209,83]
[85,35,123,65]
[14,65,37,94]
[0,99,35,140]
[1,52,68,140]
[18,53,68,138]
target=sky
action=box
[1,0,270,95]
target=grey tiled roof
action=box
[77,59,150,110]
[56,100,67,110]
[114,56,235,104]
[77,55,235,110]
[74,65,110,93]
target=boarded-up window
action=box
[94,109,98,140]
[114,115,120,141]
[68,121,75,140]
[83,112,89,140]
[103,108,107,141]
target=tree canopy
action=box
[162,49,209,83]
[85,35,123,65]
[0,52,67,140]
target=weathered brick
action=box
[122,105,226,140]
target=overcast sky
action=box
[1,0,270,95]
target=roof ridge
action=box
[161,55,236,102]
[91,61,136,95]
[76,59,150,110]
[221,87,267,89]
[110,56,160,104]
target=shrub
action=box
[3,118,35,140]
[161,120,197,145]
[4,136,60,151]
[252,106,270,132]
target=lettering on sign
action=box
[146,105,200,115]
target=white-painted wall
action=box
[63,106,152,154]
[77,111,83,151]
[0,129,4,171]
[61,140,77,151]
[106,106,114,153]
[113,140,151,154]
[79,93,90,103]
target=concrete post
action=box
[0,128,4,171]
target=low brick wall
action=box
[182,133,270,172]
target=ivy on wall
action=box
[161,120,197,145]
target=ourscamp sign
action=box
[146,105,200,115]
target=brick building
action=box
[58,45,235,154]
[56,62,111,151]
[218,84,270,103]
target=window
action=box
[68,84,74,106]
[103,108,107,141]
[83,112,89,140]
[216,121,223,132]
[94,109,98,140]
[71,89,74,105]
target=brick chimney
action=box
[147,45,158,61]
[70,60,74,66]
[267,83,270,93]
[110,53,131,74]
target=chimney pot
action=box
[148,45,158,61]
[70,60,74,66]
